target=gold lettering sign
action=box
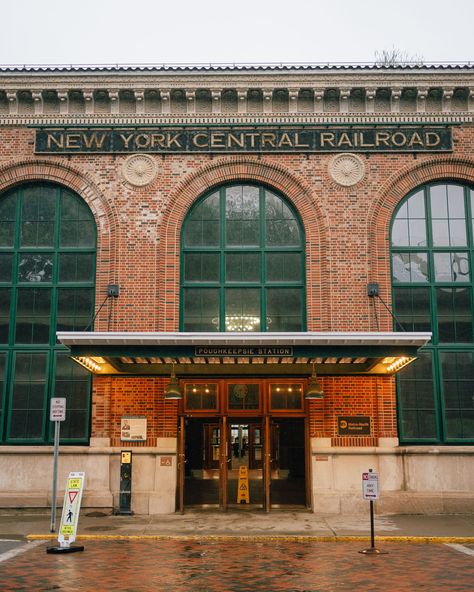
[36,127,453,154]
[338,416,371,436]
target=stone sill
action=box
[0,446,176,455]
[312,446,474,456]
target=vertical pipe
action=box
[370,499,375,549]
[304,415,313,510]
[263,416,271,512]
[178,416,185,515]
[220,415,228,511]
[50,421,60,533]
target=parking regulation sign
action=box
[362,471,379,500]
[50,398,66,422]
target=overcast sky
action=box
[1,0,473,66]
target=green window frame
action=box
[391,182,474,443]
[180,184,306,332]
[0,183,96,444]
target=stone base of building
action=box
[0,438,177,515]
[0,440,473,515]
[313,492,474,515]
[311,439,474,515]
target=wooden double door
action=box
[203,422,266,471]
[178,416,307,512]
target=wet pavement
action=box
[0,510,473,591]
[1,508,474,539]
[1,538,474,591]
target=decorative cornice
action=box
[3,76,474,117]
[1,113,471,126]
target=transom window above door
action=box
[181,184,306,332]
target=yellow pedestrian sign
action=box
[47,472,85,554]
[237,466,250,504]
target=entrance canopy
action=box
[57,331,431,376]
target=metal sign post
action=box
[359,469,388,555]
[50,398,66,533]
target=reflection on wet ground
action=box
[2,539,474,591]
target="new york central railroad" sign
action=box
[35,126,453,154]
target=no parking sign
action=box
[362,471,379,500]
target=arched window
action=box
[391,182,474,443]
[0,183,96,443]
[181,184,305,332]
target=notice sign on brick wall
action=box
[121,416,147,441]
[337,416,371,436]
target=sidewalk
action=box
[1,508,473,541]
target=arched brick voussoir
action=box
[368,155,474,277]
[0,158,119,233]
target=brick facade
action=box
[1,64,473,514]
[1,129,474,448]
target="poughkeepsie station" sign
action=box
[35,126,453,154]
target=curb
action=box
[27,534,474,544]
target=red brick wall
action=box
[93,376,178,446]
[1,124,474,446]
[308,375,396,445]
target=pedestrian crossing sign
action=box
[58,472,85,548]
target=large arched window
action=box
[0,183,96,443]
[391,182,474,443]
[181,184,305,332]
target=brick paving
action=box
[1,539,474,592]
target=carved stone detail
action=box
[328,153,365,186]
[1,71,474,119]
[121,154,159,187]
[160,90,171,114]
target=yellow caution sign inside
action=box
[237,465,250,504]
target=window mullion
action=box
[260,186,266,331]
[220,186,226,331]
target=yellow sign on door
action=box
[237,466,250,504]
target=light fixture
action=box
[73,356,102,373]
[305,364,324,399]
[164,364,183,400]
[385,356,415,373]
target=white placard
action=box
[50,398,66,422]
[121,416,147,441]
[362,471,379,500]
